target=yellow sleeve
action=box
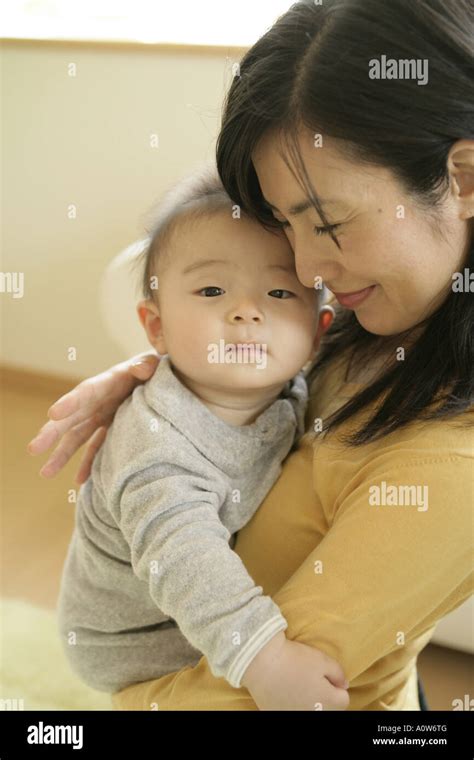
[273,453,473,681]
[113,654,258,711]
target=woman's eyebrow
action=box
[266,198,345,216]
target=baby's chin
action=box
[172,352,304,394]
[192,362,293,394]
[208,363,283,388]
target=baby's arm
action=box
[115,461,289,688]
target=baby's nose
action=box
[229,306,263,323]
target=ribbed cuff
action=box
[226,615,288,688]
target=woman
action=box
[28,0,473,710]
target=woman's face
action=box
[252,128,471,336]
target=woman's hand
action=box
[26,351,159,484]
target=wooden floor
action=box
[1,365,472,711]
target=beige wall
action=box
[1,39,246,379]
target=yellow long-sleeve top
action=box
[114,353,474,711]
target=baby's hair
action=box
[133,162,235,301]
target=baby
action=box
[57,164,339,707]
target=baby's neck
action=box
[172,367,287,426]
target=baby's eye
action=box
[197,286,225,297]
[268,289,294,299]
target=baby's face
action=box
[150,210,320,391]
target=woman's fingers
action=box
[27,399,99,455]
[128,352,160,381]
[47,387,82,421]
[74,426,109,484]
[27,419,62,454]
[27,409,84,455]
[48,369,125,423]
[27,380,99,456]
[28,353,158,477]
[38,415,106,478]
[28,369,127,456]
[47,374,105,421]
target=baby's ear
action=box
[136,299,153,329]
[136,299,167,354]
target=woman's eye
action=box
[197,286,225,297]
[314,223,341,236]
[268,289,294,299]
[276,218,341,237]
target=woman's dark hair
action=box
[216,0,474,445]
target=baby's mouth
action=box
[226,342,267,351]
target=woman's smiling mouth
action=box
[332,285,376,308]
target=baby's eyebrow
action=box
[182,259,296,275]
[267,263,297,273]
[182,259,233,275]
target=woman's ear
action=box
[448,139,474,221]
[136,299,167,355]
[314,304,335,349]
[318,304,335,334]
[307,305,335,362]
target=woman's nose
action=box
[292,235,342,288]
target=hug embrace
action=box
[29,0,473,711]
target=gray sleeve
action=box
[115,463,288,688]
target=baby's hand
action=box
[241,631,350,711]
